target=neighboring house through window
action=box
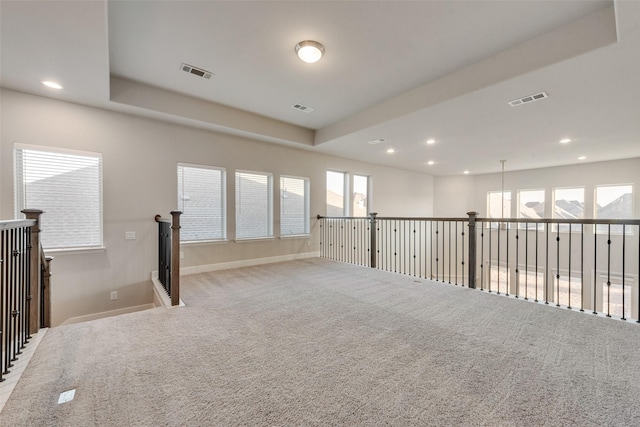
[352,174,369,217]
[518,189,545,230]
[553,187,584,232]
[595,184,633,234]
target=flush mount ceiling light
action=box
[42,81,63,89]
[295,40,325,63]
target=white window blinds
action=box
[236,171,273,239]
[14,145,103,250]
[280,176,309,236]
[178,164,226,241]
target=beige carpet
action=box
[1,257,640,426]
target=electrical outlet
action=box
[125,231,136,240]
[110,291,118,300]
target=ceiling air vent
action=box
[292,103,315,113]
[181,63,213,79]
[508,91,548,107]
[367,138,386,145]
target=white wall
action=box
[434,158,640,218]
[0,89,434,326]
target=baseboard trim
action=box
[59,303,156,326]
[179,251,321,276]
[150,272,185,308]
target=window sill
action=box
[234,237,275,243]
[280,234,310,240]
[45,246,106,256]
[181,239,228,246]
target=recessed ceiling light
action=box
[295,40,325,63]
[559,138,572,144]
[42,81,63,90]
[426,139,436,145]
[386,148,395,154]
[427,160,435,165]
[463,170,470,174]
[578,156,587,160]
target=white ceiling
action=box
[2,0,639,176]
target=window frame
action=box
[235,169,273,240]
[594,184,633,235]
[326,170,349,217]
[177,162,227,243]
[14,143,104,252]
[280,175,310,237]
[352,174,369,217]
[552,186,585,233]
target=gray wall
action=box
[0,89,434,325]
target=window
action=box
[280,175,310,236]
[236,171,273,239]
[487,190,511,228]
[14,144,103,250]
[518,189,545,230]
[352,174,369,217]
[553,187,584,232]
[326,170,347,216]
[595,184,633,234]
[177,164,226,241]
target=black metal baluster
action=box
[533,224,536,302]
[497,222,501,295]
[461,224,464,286]
[480,227,485,291]
[606,224,611,318]
[622,225,626,320]
[488,222,492,293]
[568,227,572,309]
[593,228,598,315]
[525,222,529,300]
[580,224,584,312]
[413,221,417,277]
[436,222,439,281]
[556,226,561,307]
[506,223,510,296]
[430,221,434,280]
[545,224,549,304]
[515,226,519,298]
[0,229,5,382]
[455,221,458,285]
